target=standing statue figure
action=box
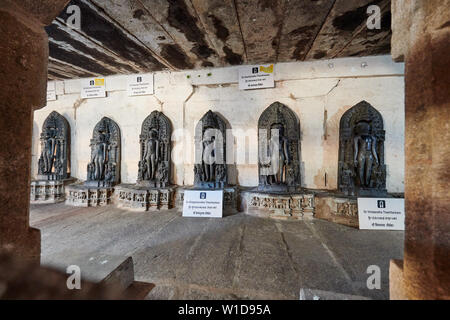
[257,102,301,192]
[202,135,216,182]
[143,129,160,180]
[194,111,227,189]
[267,124,290,185]
[338,101,386,196]
[353,122,379,187]
[137,111,172,188]
[42,128,57,173]
[32,111,71,203]
[92,131,109,180]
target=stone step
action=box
[42,252,155,298]
[42,251,153,293]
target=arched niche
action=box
[194,110,227,189]
[38,111,70,180]
[258,101,301,191]
[86,117,121,187]
[137,111,172,187]
[338,101,386,196]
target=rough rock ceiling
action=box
[46,0,392,80]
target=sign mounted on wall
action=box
[47,81,57,101]
[239,64,275,90]
[357,198,405,230]
[127,74,154,96]
[81,78,106,99]
[182,190,223,218]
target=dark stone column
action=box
[390,0,450,299]
[0,0,69,262]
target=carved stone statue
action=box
[338,101,386,196]
[115,111,174,211]
[37,111,70,180]
[92,130,108,180]
[86,117,121,188]
[202,135,216,182]
[353,122,379,187]
[41,129,56,174]
[31,111,72,203]
[194,110,227,189]
[263,123,291,185]
[258,102,300,192]
[144,129,159,180]
[137,111,172,188]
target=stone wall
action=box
[33,55,405,193]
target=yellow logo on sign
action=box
[260,65,273,73]
[95,79,105,86]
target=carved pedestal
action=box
[115,184,175,211]
[65,184,113,207]
[240,190,314,220]
[30,178,75,204]
[314,195,359,228]
[175,187,238,213]
[30,180,63,204]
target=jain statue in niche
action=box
[202,134,216,182]
[41,127,57,174]
[116,111,174,211]
[143,129,159,181]
[338,101,386,196]
[91,129,108,181]
[66,116,120,207]
[263,123,291,185]
[137,111,171,188]
[241,102,308,218]
[353,122,379,188]
[194,110,227,189]
[86,117,121,188]
[258,102,301,192]
[37,111,70,180]
[31,111,73,203]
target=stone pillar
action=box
[0,0,69,262]
[390,0,450,299]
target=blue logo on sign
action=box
[200,192,206,199]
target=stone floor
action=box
[30,203,404,300]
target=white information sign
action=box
[358,198,405,230]
[239,64,274,90]
[81,78,106,99]
[47,81,57,101]
[127,74,154,96]
[183,190,223,218]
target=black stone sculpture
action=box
[258,102,301,192]
[86,117,121,188]
[338,101,387,196]
[194,110,227,189]
[137,111,172,188]
[37,111,70,180]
